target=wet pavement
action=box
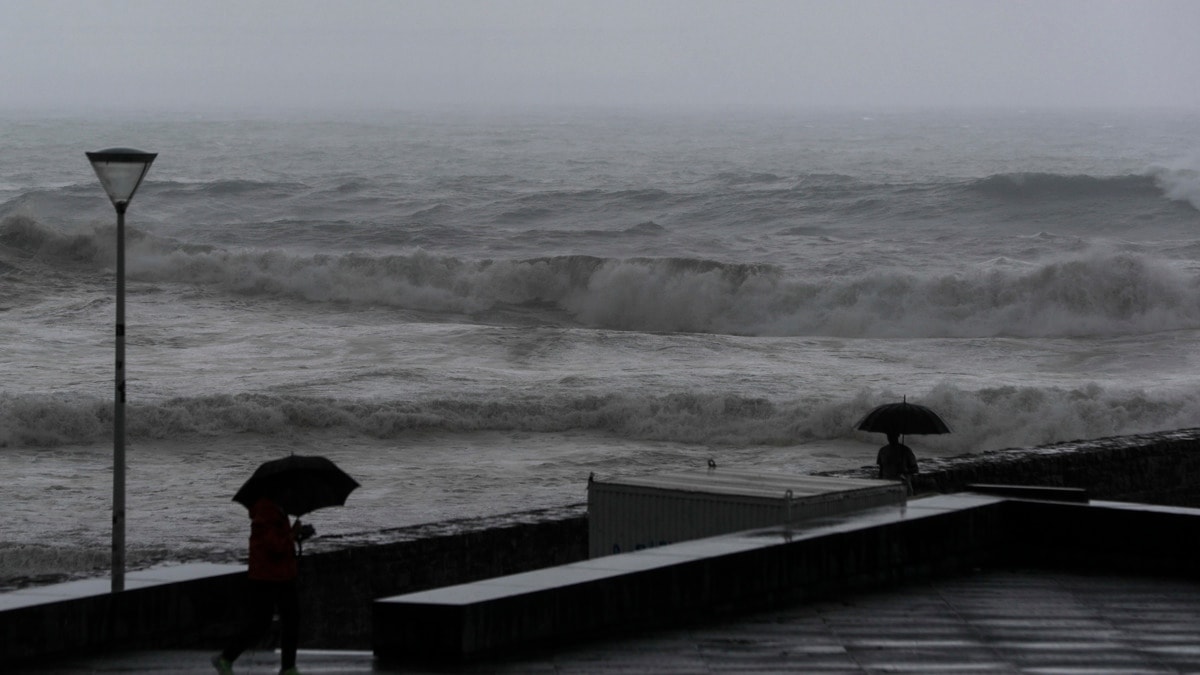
[26,567,1200,674]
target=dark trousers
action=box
[221,578,299,670]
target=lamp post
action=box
[87,148,156,592]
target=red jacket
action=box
[246,497,298,581]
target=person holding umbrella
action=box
[212,488,313,675]
[213,455,358,675]
[855,397,950,495]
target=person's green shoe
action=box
[210,654,233,674]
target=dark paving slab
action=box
[23,568,1200,674]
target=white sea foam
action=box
[1150,154,1200,210]
[0,543,111,589]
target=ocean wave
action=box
[966,172,1164,201]
[790,172,870,194]
[3,384,1197,454]
[540,251,1197,338]
[152,178,311,199]
[0,184,105,224]
[7,218,1200,339]
[3,165,1188,254]
[624,220,665,234]
[471,169,1189,226]
[0,214,212,268]
[714,171,784,185]
[492,188,674,223]
[0,213,116,265]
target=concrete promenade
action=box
[26,568,1200,673]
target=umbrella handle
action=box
[294,517,304,558]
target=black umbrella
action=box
[855,398,951,436]
[233,454,359,517]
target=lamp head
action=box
[87,148,157,208]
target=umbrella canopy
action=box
[233,454,359,517]
[855,400,951,436]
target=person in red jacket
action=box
[213,492,314,675]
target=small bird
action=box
[707,458,717,470]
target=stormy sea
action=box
[2,107,1198,588]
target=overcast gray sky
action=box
[4,0,1199,113]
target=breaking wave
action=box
[3,383,1199,455]
[5,214,1199,339]
[105,248,1200,339]
[1148,156,1200,210]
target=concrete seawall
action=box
[295,503,588,647]
[298,427,1200,648]
[828,427,1200,506]
[5,427,1200,662]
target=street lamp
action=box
[87,147,156,592]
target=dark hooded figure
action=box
[877,431,918,491]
